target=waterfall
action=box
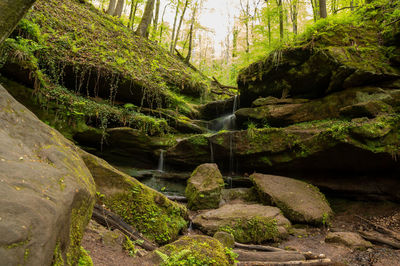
[210,142,214,163]
[209,95,238,132]
[157,150,165,172]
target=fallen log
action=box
[92,204,158,251]
[234,242,285,252]
[234,249,306,262]
[166,195,187,202]
[359,230,400,249]
[355,215,400,241]
[237,258,332,265]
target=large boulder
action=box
[185,163,224,210]
[135,235,236,265]
[235,87,398,128]
[192,203,291,243]
[79,150,188,245]
[251,174,333,225]
[0,85,96,265]
[237,18,400,106]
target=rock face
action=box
[79,150,188,245]
[198,96,237,120]
[235,87,399,128]
[325,232,373,250]
[251,174,332,225]
[137,235,236,265]
[193,203,291,244]
[0,85,96,265]
[185,163,224,210]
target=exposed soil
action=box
[82,198,400,266]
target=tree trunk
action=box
[0,0,37,44]
[113,0,125,17]
[128,1,139,29]
[290,0,298,35]
[319,0,327,18]
[159,3,170,42]
[172,0,189,53]
[106,0,117,15]
[136,0,156,38]
[170,0,181,53]
[277,0,284,41]
[232,28,238,57]
[310,0,318,22]
[245,0,250,53]
[151,0,161,39]
[185,5,197,63]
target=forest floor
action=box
[82,199,400,266]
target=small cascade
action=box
[188,221,193,235]
[157,150,165,172]
[210,142,214,163]
[227,176,233,189]
[209,95,239,132]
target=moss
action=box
[78,247,93,266]
[103,184,187,245]
[188,134,209,146]
[156,235,236,266]
[219,217,280,244]
[52,242,64,266]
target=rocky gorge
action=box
[0,0,400,265]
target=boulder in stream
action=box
[0,85,96,265]
[193,203,291,244]
[79,150,188,245]
[251,173,333,225]
[185,163,225,210]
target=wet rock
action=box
[251,173,333,225]
[220,188,258,204]
[193,203,291,243]
[185,163,224,210]
[198,96,237,120]
[325,232,373,250]
[79,150,188,244]
[0,85,96,265]
[339,100,393,118]
[213,231,235,248]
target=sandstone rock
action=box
[185,163,224,210]
[0,85,96,265]
[339,100,393,118]
[198,96,237,120]
[136,235,236,265]
[251,173,333,225]
[325,232,373,250]
[79,150,188,245]
[213,231,235,248]
[193,203,291,243]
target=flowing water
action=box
[209,95,238,132]
[210,142,214,163]
[157,150,165,172]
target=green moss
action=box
[103,184,187,245]
[156,235,236,266]
[52,242,64,266]
[188,135,209,146]
[78,247,93,266]
[219,217,280,244]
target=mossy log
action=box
[92,204,158,251]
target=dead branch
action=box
[212,76,238,90]
[237,258,332,265]
[234,242,285,252]
[355,215,400,241]
[359,230,400,249]
[92,204,158,251]
[234,249,306,262]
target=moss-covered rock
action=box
[79,150,188,245]
[193,203,291,244]
[185,163,224,210]
[138,235,237,265]
[213,231,235,249]
[251,173,333,225]
[0,85,96,265]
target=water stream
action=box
[209,95,238,132]
[157,150,165,172]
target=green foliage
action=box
[122,236,138,257]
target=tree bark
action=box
[277,0,284,41]
[113,0,125,17]
[151,0,161,39]
[0,0,37,44]
[128,1,139,29]
[319,0,327,18]
[172,0,189,53]
[136,0,156,38]
[106,0,117,15]
[159,3,171,43]
[170,0,181,52]
[185,6,197,63]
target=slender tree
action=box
[319,0,327,18]
[106,0,117,15]
[128,0,139,29]
[170,0,181,52]
[159,3,171,42]
[277,0,284,41]
[185,1,198,62]
[151,0,161,39]
[172,0,190,53]
[310,0,319,21]
[289,0,299,35]
[136,0,156,38]
[0,0,37,44]
[113,0,125,17]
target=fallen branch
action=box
[212,76,238,90]
[92,204,158,251]
[234,242,285,252]
[359,230,400,249]
[355,215,400,241]
[237,258,332,265]
[234,249,306,262]
[384,17,400,27]
[211,89,236,97]
[166,195,187,202]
